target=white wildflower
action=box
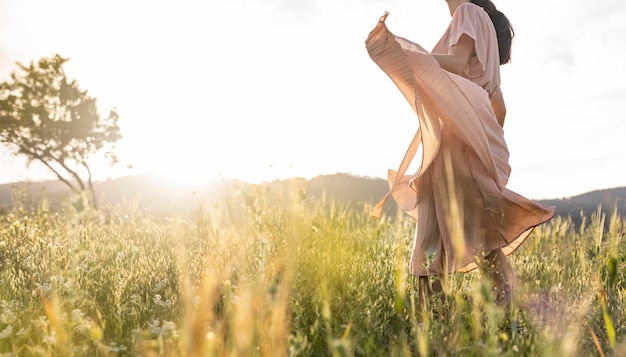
[62,280,72,290]
[148,319,162,335]
[162,320,178,338]
[0,325,12,339]
[108,343,127,352]
[0,302,16,324]
[35,282,51,293]
[16,327,28,336]
[162,321,176,332]
[72,309,84,322]
[43,330,57,345]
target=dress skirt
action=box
[366,13,556,275]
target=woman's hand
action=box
[490,87,506,127]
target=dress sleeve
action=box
[445,3,489,73]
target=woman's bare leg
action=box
[418,275,444,320]
[483,248,517,307]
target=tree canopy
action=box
[0,54,122,209]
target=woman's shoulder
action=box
[453,2,490,22]
[449,2,494,39]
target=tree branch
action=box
[82,161,98,210]
[16,144,80,194]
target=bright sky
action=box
[1,0,625,199]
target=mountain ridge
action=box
[1,174,624,225]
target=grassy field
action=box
[0,182,624,356]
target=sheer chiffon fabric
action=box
[366,7,555,276]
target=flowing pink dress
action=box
[365,4,555,276]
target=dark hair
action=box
[470,0,514,65]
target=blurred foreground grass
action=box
[0,181,625,356]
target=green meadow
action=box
[0,181,624,356]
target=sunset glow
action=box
[1,0,625,199]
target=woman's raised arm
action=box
[432,34,474,75]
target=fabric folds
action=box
[365,12,555,275]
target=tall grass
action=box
[0,182,624,356]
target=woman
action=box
[365,0,555,308]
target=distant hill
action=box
[0,173,392,216]
[300,175,626,226]
[537,187,626,226]
[0,174,227,215]
[1,174,624,226]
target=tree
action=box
[0,54,122,209]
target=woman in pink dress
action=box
[366,0,555,308]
